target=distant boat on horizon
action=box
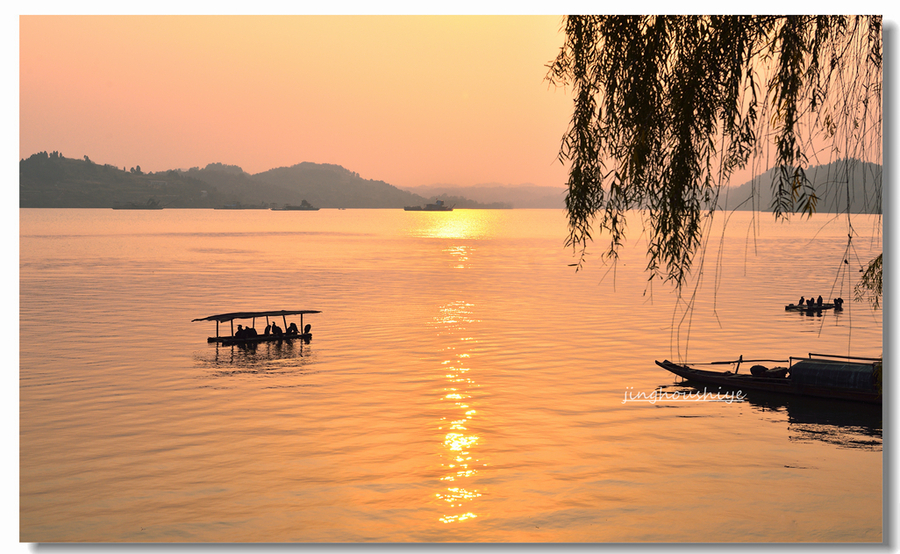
[215,202,269,210]
[271,200,319,211]
[403,199,453,212]
[112,199,163,210]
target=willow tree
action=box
[547,15,882,302]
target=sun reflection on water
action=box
[445,245,471,269]
[431,300,484,524]
[406,210,498,240]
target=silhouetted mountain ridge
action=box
[722,159,881,214]
[20,152,880,213]
[19,153,499,209]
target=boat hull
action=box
[209,333,312,346]
[656,360,881,404]
[785,303,837,311]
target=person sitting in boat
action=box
[304,323,311,334]
[287,322,299,335]
[246,326,258,337]
[816,295,823,307]
[834,297,844,310]
[235,324,246,338]
[798,296,805,306]
[806,297,815,309]
[271,322,283,335]
[264,323,271,335]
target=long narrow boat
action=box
[192,309,321,345]
[656,354,882,404]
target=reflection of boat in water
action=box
[198,337,316,373]
[404,199,453,211]
[112,198,163,210]
[745,390,882,450]
[271,200,319,211]
[192,309,321,346]
[656,354,882,404]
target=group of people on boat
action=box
[234,324,259,339]
[233,321,310,339]
[797,296,844,310]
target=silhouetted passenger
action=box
[246,326,258,337]
[264,323,271,335]
[287,322,299,335]
[235,324,246,338]
[304,323,311,334]
[798,296,805,306]
[271,323,283,335]
[834,297,844,310]
[806,297,815,309]
[817,295,823,307]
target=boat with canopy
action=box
[192,309,321,345]
[656,353,882,404]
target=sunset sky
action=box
[19,15,574,190]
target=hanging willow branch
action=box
[548,15,882,292]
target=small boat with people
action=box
[656,353,882,404]
[785,296,844,311]
[403,199,454,211]
[192,309,321,346]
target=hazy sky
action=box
[19,15,574,189]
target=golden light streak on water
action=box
[432,299,485,524]
[406,210,498,240]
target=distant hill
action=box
[19,151,222,208]
[403,183,567,209]
[249,162,425,209]
[19,153,502,209]
[403,161,882,213]
[721,159,881,214]
[24,152,874,213]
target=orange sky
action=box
[19,15,574,189]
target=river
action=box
[19,208,883,542]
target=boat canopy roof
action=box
[790,358,876,391]
[192,309,321,323]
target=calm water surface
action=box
[19,208,883,542]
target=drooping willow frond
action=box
[548,15,882,294]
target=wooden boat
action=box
[192,309,321,345]
[656,354,882,404]
[404,199,453,211]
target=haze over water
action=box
[19,208,882,542]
